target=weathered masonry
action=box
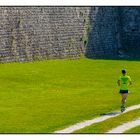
[0,7,139,62]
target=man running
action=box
[117,69,132,112]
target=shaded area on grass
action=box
[100,112,120,116]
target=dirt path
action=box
[54,104,140,133]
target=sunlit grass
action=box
[0,58,139,133]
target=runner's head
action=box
[122,69,126,75]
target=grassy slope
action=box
[0,58,139,133]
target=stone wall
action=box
[0,7,90,62]
[118,7,140,59]
[0,7,139,62]
[85,7,120,59]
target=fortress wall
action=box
[85,7,120,59]
[0,7,139,62]
[119,7,140,58]
[0,7,90,62]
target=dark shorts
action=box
[120,90,129,94]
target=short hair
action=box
[122,69,126,74]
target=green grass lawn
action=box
[0,58,140,133]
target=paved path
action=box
[54,104,140,133]
[107,118,140,133]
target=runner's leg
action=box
[121,93,127,106]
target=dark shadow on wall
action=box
[118,7,140,59]
[85,7,120,60]
[85,6,140,61]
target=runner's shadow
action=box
[100,112,121,116]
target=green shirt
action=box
[118,75,131,90]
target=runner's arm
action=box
[117,80,120,86]
[129,81,132,85]
[129,76,132,86]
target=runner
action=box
[117,69,132,112]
